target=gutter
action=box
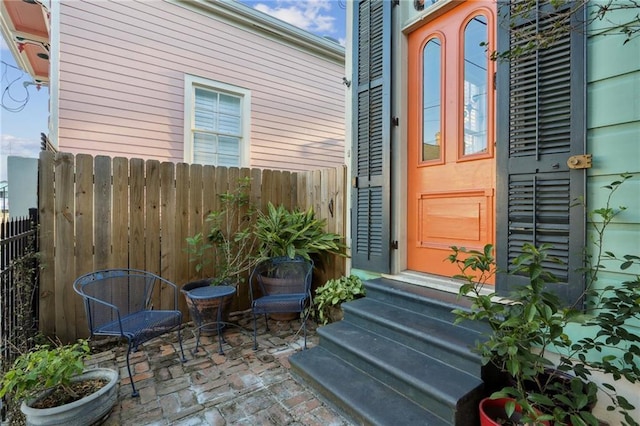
[176,0,345,64]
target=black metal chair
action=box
[249,256,314,350]
[73,268,187,397]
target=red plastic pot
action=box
[479,397,549,426]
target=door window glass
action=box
[422,38,442,161]
[463,16,488,156]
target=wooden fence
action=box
[38,152,347,343]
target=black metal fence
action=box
[0,208,39,383]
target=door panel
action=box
[407,2,496,279]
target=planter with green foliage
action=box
[0,340,118,426]
[314,274,365,325]
[254,202,347,263]
[184,178,259,327]
[449,174,639,426]
[253,202,348,319]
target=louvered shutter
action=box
[496,1,586,305]
[351,0,391,272]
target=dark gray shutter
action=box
[351,0,392,272]
[496,1,586,305]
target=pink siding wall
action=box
[56,0,345,171]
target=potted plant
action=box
[254,202,348,263]
[253,202,348,319]
[0,339,118,426]
[313,274,365,325]
[449,176,640,426]
[184,177,259,332]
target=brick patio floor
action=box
[85,311,353,426]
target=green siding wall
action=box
[586,4,640,278]
[583,8,640,396]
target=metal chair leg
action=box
[125,341,139,397]
[253,313,258,350]
[176,326,187,362]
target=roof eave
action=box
[177,0,345,64]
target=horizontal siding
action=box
[587,122,640,175]
[586,2,640,326]
[587,72,640,128]
[57,0,345,170]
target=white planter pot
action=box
[21,368,119,426]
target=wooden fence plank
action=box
[74,154,94,338]
[160,162,177,310]
[54,153,76,343]
[201,165,216,279]
[175,163,190,313]
[112,158,129,268]
[213,166,228,282]
[94,156,112,270]
[38,151,55,336]
[146,160,161,308]
[188,164,203,285]
[129,159,145,271]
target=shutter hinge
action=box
[392,0,400,6]
[391,240,398,250]
[392,116,399,126]
[567,154,592,169]
[493,72,496,89]
[352,177,358,188]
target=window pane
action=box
[219,94,241,115]
[219,115,241,134]
[218,136,239,167]
[195,88,218,131]
[463,16,488,156]
[422,38,441,161]
[192,87,243,167]
[195,111,217,131]
[193,132,218,164]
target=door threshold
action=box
[382,270,493,297]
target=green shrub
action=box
[314,275,365,325]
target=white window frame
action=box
[183,75,251,166]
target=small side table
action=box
[186,285,235,355]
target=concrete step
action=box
[291,278,488,426]
[343,297,484,376]
[315,320,484,424]
[290,346,450,426]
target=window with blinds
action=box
[193,88,242,167]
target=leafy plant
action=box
[313,274,365,325]
[254,202,347,263]
[0,340,90,403]
[449,174,640,426]
[185,177,259,286]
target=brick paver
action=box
[85,310,353,426]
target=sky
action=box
[0,0,347,181]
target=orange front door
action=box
[407,1,496,279]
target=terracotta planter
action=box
[21,368,118,426]
[182,279,234,334]
[479,397,549,426]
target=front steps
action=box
[289,278,489,425]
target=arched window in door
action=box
[422,37,442,162]
[462,16,489,156]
